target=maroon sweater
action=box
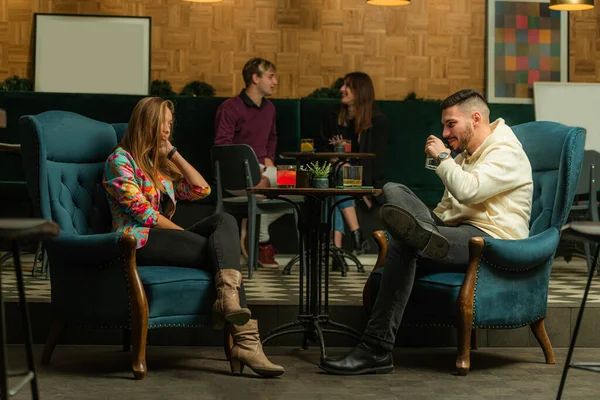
[214,91,278,164]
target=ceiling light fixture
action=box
[549,0,594,11]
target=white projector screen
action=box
[34,14,151,95]
[534,82,600,152]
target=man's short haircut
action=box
[440,89,490,119]
[242,58,276,88]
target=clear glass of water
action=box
[425,156,438,170]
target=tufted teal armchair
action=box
[363,121,586,376]
[19,111,220,379]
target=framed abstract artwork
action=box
[486,0,568,104]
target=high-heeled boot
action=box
[212,269,251,329]
[229,319,285,377]
[351,229,369,256]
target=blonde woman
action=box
[103,97,284,378]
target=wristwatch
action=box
[166,146,177,160]
[437,151,450,164]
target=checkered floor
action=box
[1,252,599,306]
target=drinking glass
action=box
[342,165,363,188]
[300,138,314,152]
[425,156,438,170]
[276,165,297,188]
[340,139,352,153]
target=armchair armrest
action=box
[44,232,147,328]
[371,230,389,272]
[45,232,132,268]
[460,229,561,330]
[478,228,561,272]
[372,228,560,273]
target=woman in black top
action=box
[317,72,389,255]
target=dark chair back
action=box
[210,144,263,213]
[574,150,600,196]
[210,144,262,191]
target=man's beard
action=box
[456,123,473,154]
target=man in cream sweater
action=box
[320,89,533,375]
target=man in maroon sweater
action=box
[214,57,281,266]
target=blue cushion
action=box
[405,273,464,322]
[138,266,215,323]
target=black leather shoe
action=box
[319,343,393,375]
[379,204,450,259]
[350,229,369,256]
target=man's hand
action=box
[264,158,275,168]
[425,135,450,159]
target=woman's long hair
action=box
[337,72,375,135]
[119,97,182,193]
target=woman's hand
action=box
[363,196,373,209]
[159,139,174,157]
[328,135,344,146]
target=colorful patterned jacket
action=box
[103,147,211,248]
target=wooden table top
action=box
[279,152,375,159]
[0,218,60,241]
[0,143,21,154]
[247,187,381,197]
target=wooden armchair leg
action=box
[131,321,148,380]
[530,319,555,364]
[456,321,472,376]
[41,316,66,365]
[456,237,483,376]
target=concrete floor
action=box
[5,345,600,400]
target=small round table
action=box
[247,187,381,361]
[279,152,377,276]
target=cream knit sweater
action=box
[433,118,533,240]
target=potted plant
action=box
[306,161,331,189]
[306,77,344,98]
[180,81,216,97]
[150,80,176,96]
[0,75,33,92]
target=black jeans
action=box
[362,183,490,351]
[136,212,247,307]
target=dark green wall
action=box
[0,92,535,214]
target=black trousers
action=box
[136,212,247,307]
[362,183,490,351]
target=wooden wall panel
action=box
[0,0,597,99]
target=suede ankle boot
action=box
[229,319,285,377]
[212,269,251,329]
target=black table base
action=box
[261,315,362,361]
[281,246,365,277]
[259,195,363,360]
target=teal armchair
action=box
[363,121,586,375]
[18,111,219,379]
